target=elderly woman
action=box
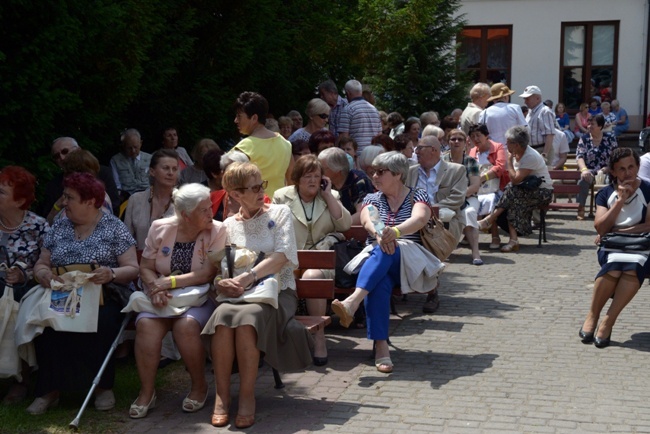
[579,148,650,348]
[331,152,436,374]
[28,173,139,414]
[468,123,510,249]
[231,92,293,197]
[278,116,293,140]
[576,114,618,219]
[601,101,617,132]
[403,117,421,144]
[555,103,575,142]
[124,149,179,250]
[444,130,482,265]
[288,98,331,143]
[273,155,352,365]
[0,167,49,404]
[129,184,226,418]
[358,145,385,176]
[161,127,193,170]
[393,133,416,161]
[477,126,553,252]
[179,138,220,185]
[203,163,311,429]
[308,130,336,155]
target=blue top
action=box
[556,113,570,129]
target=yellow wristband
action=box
[581,168,589,173]
[392,226,401,238]
[484,173,489,182]
[53,204,61,211]
[170,275,176,289]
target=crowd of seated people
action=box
[2,82,641,430]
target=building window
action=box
[560,21,618,111]
[458,26,512,86]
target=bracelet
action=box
[170,275,177,289]
[484,173,489,182]
[581,168,589,173]
[53,204,61,212]
[250,269,258,284]
[392,226,401,238]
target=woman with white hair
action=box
[358,145,385,175]
[129,183,227,419]
[288,98,331,143]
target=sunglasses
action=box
[237,180,268,193]
[52,147,76,161]
[372,168,392,176]
[317,113,329,119]
[449,137,465,142]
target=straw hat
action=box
[487,83,515,102]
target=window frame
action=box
[458,25,513,86]
[559,21,619,114]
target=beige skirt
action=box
[202,289,313,372]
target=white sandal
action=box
[129,393,156,419]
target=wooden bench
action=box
[538,170,582,245]
[272,249,335,389]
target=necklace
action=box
[299,196,315,221]
[239,207,263,221]
[74,212,102,240]
[149,186,173,221]
[0,211,26,232]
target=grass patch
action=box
[0,356,186,434]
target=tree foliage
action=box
[0,0,469,180]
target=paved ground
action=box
[124,212,650,433]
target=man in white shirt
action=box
[520,85,555,164]
[478,83,527,146]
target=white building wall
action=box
[458,0,649,129]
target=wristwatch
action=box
[110,268,116,282]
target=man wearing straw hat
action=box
[478,83,527,146]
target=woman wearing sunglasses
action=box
[203,162,311,429]
[288,98,331,144]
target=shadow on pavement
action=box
[620,332,650,352]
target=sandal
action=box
[489,237,501,250]
[375,357,393,373]
[478,218,491,231]
[331,300,354,328]
[211,413,230,427]
[129,393,156,419]
[182,391,208,413]
[500,240,520,253]
[577,206,585,221]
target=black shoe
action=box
[594,332,612,349]
[422,292,440,314]
[578,327,595,344]
[313,356,328,366]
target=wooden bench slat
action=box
[296,250,336,269]
[295,315,331,333]
[296,279,335,299]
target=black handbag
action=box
[333,239,365,288]
[599,232,650,251]
[515,175,544,191]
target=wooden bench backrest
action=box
[548,170,582,195]
[295,250,335,300]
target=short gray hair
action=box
[357,145,384,171]
[470,82,490,100]
[121,128,141,142]
[173,183,210,218]
[505,125,530,148]
[318,79,338,94]
[52,137,79,150]
[220,150,249,171]
[345,79,362,95]
[421,124,444,139]
[372,151,409,183]
[318,147,350,177]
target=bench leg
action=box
[272,368,284,389]
[538,209,547,247]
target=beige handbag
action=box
[409,190,457,261]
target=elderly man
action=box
[338,80,382,153]
[39,137,120,217]
[460,82,491,134]
[318,79,350,138]
[611,99,629,136]
[520,85,555,164]
[420,111,440,128]
[318,147,374,224]
[478,83,527,146]
[110,128,152,199]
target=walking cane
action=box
[69,312,132,430]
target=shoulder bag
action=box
[409,190,457,261]
[599,232,650,251]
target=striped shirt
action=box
[362,188,430,244]
[329,96,349,138]
[526,103,556,147]
[339,97,382,152]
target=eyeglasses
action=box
[236,180,268,193]
[372,168,392,177]
[52,147,76,161]
[449,137,465,142]
[317,113,329,119]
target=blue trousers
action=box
[356,245,401,340]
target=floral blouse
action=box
[0,211,49,281]
[576,132,618,175]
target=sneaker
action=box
[422,292,440,314]
[95,389,116,411]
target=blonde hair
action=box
[222,162,261,192]
[305,98,330,118]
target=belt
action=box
[531,144,545,149]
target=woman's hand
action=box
[216,278,245,298]
[617,180,635,203]
[37,270,64,289]
[5,267,26,285]
[377,226,397,255]
[150,290,172,307]
[580,170,594,183]
[148,275,173,297]
[321,176,333,196]
[89,266,114,285]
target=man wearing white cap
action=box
[478,83,527,146]
[520,85,555,164]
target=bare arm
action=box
[141,255,217,296]
[216,252,288,298]
[467,174,480,197]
